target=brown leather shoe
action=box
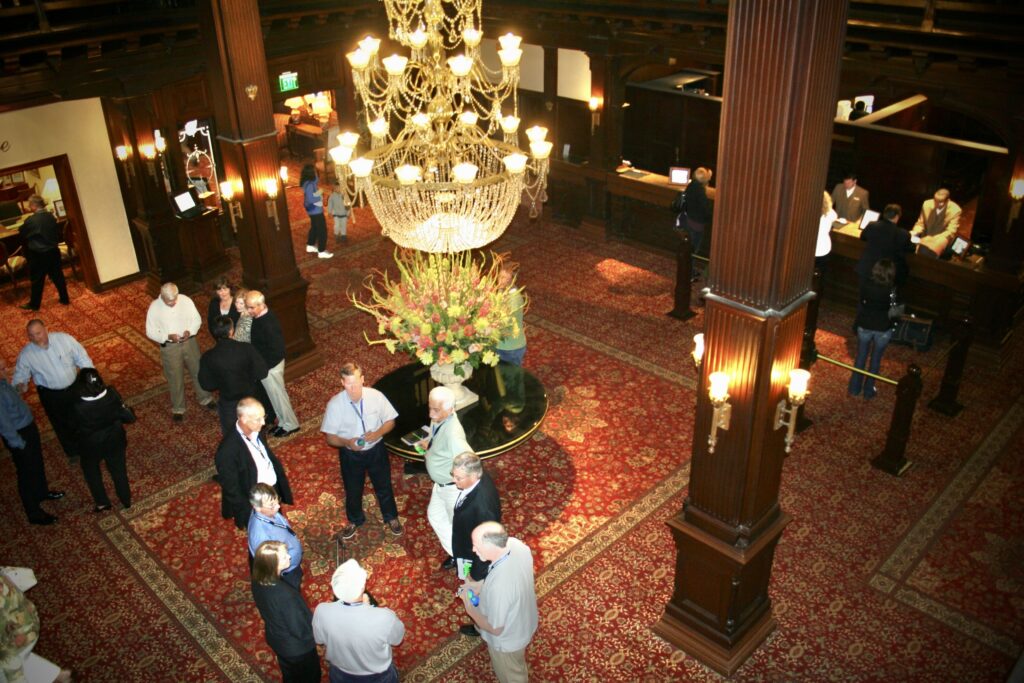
[387,518,403,536]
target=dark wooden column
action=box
[654,0,848,675]
[197,0,321,376]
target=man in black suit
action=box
[19,195,70,311]
[451,452,502,582]
[199,315,269,436]
[215,398,293,529]
[857,203,914,286]
[245,290,299,438]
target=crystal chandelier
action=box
[331,0,551,253]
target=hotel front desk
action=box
[547,162,1022,357]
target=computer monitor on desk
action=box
[668,167,691,186]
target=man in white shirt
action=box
[459,521,538,683]
[13,319,93,462]
[145,282,215,422]
[322,362,402,540]
[421,386,471,569]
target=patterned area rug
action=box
[0,180,1020,682]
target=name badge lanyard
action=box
[349,399,367,434]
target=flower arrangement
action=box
[352,249,524,374]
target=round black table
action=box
[375,361,548,463]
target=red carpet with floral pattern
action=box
[0,178,1021,682]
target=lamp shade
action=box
[349,157,374,178]
[463,27,482,47]
[409,28,428,49]
[500,115,520,134]
[529,140,553,159]
[41,178,61,202]
[498,33,522,51]
[788,369,811,401]
[395,165,422,185]
[452,162,479,184]
[329,146,354,165]
[525,126,548,143]
[262,178,279,199]
[358,36,381,56]
[346,49,371,70]
[383,54,408,76]
[219,181,235,201]
[502,153,528,174]
[448,55,473,77]
[708,372,730,403]
[498,48,522,67]
[458,111,479,127]
[368,118,389,138]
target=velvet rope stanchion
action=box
[871,363,923,476]
[667,230,696,321]
[928,316,972,417]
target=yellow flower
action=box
[384,340,397,353]
[481,350,498,366]
[476,317,490,330]
[450,349,468,364]
[420,323,432,336]
[417,349,434,365]
[448,304,463,318]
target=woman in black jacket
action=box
[848,259,897,399]
[684,167,715,279]
[251,540,320,683]
[72,368,132,512]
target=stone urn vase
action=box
[429,361,479,409]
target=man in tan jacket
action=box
[912,188,961,257]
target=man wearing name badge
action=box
[145,282,217,422]
[247,483,304,590]
[322,362,403,541]
[830,170,871,228]
[451,452,502,589]
[13,319,93,464]
[419,385,471,570]
[215,398,294,530]
[245,290,300,438]
[458,521,538,682]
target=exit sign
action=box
[278,71,299,92]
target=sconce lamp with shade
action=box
[691,333,705,369]
[219,180,244,230]
[263,178,281,230]
[41,178,62,206]
[113,144,134,188]
[774,368,811,453]
[706,371,732,454]
[588,96,603,134]
[1009,178,1024,227]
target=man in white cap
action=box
[312,559,405,683]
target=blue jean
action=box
[497,346,526,366]
[848,326,893,397]
[685,217,705,271]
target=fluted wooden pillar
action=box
[654,0,848,675]
[197,0,321,375]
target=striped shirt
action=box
[13,333,93,390]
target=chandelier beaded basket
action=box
[331,0,550,253]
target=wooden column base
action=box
[654,511,790,676]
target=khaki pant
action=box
[488,647,529,683]
[261,360,299,431]
[160,337,213,414]
[427,482,459,556]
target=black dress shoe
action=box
[440,556,456,571]
[29,513,57,525]
[172,414,184,422]
[45,490,66,500]
[93,504,112,513]
[19,303,39,311]
[459,624,481,637]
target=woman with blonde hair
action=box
[816,190,838,271]
[233,287,253,343]
[251,541,320,682]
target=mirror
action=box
[178,119,221,212]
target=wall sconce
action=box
[279,165,290,187]
[153,130,167,154]
[588,96,602,134]
[139,143,158,179]
[706,371,732,454]
[219,180,243,229]
[774,368,811,453]
[263,178,281,230]
[1009,179,1024,229]
[692,333,704,369]
[245,84,258,101]
[114,145,133,187]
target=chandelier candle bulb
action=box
[452,162,479,184]
[349,157,374,178]
[329,146,354,165]
[497,33,522,51]
[708,372,730,404]
[463,27,482,47]
[500,115,520,134]
[337,131,360,148]
[525,126,548,143]
[395,165,422,185]
[529,140,553,159]
[383,54,408,77]
[358,36,381,56]
[458,111,479,126]
[503,154,528,174]
[409,27,428,49]
[498,48,522,68]
[448,55,474,78]
[346,49,371,71]
[411,112,431,129]
[368,118,390,138]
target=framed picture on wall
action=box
[0,175,10,186]
[53,200,66,218]
[11,171,24,183]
